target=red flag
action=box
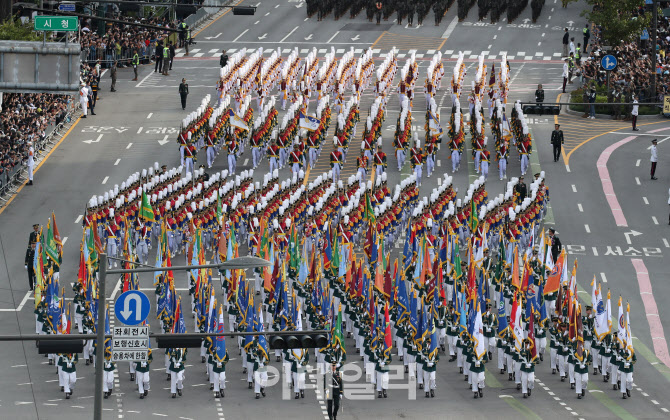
[52,211,62,249]
[77,248,86,286]
[521,256,530,293]
[467,249,477,302]
[511,245,520,289]
[384,302,392,349]
[383,262,392,298]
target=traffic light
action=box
[38,339,85,354]
[269,333,328,350]
[233,6,256,15]
[156,336,203,349]
[522,104,560,115]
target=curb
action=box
[563,92,665,120]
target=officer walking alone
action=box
[551,124,564,162]
[110,60,117,92]
[155,40,163,74]
[25,224,39,291]
[326,362,343,420]
[179,78,189,110]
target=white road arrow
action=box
[119,293,143,322]
[624,230,643,245]
[523,18,531,24]
[351,34,360,41]
[258,33,267,40]
[83,134,103,144]
[158,135,170,145]
[567,20,574,26]
[305,34,313,40]
[205,33,222,40]
[295,1,303,7]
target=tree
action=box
[582,0,651,47]
[0,18,41,41]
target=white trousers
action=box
[422,370,436,391]
[521,371,534,394]
[103,370,114,393]
[619,371,633,393]
[136,371,150,395]
[62,371,76,394]
[254,371,267,393]
[470,371,485,392]
[170,371,184,393]
[292,372,305,392]
[575,372,588,395]
[213,371,226,392]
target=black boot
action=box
[260,388,265,397]
[383,389,388,398]
[378,391,383,398]
[430,389,434,398]
[425,392,430,398]
[255,393,260,399]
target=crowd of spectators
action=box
[579,1,670,103]
[78,14,176,68]
[0,94,71,190]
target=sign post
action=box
[112,326,149,362]
[601,55,618,95]
[33,16,78,31]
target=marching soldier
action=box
[169,347,187,398]
[326,362,343,420]
[59,352,78,399]
[410,139,423,186]
[103,353,116,398]
[373,143,387,180]
[135,349,153,399]
[330,140,343,182]
[575,344,591,399]
[25,224,39,291]
[519,338,536,398]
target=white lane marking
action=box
[255,20,260,24]
[233,29,249,42]
[636,159,640,167]
[571,184,576,192]
[577,203,583,212]
[663,238,669,248]
[565,164,570,172]
[592,247,598,256]
[327,31,340,43]
[102,176,109,184]
[62,237,68,246]
[243,158,249,166]
[75,215,82,224]
[643,197,649,204]
[493,35,497,39]
[135,70,154,88]
[12,365,27,368]
[441,16,458,38]
[585,224,590,233]
[147,113,153,119]
[652,216,659,225]
[281,26,299,43]
[600,273,607,283]
[265,12,270,15]
[126,143,133,149]
[635,177,641,185]
[137,127,143,134]
[114,158,121,165]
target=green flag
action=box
[139,191,155,222]
[44,220,60,267]
[332,304,345,356]
[216,195,223,226]
[453,240,462,279]
[469,199,478,232]
[365,192,376,224]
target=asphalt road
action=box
[0,0,669,419]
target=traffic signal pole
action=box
[93,255,107,420]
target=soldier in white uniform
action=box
[79,82,89,118]
[26,141,35,185]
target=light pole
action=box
[92,254,271,420]
[651,0,659,101]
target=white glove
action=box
[25,265,28,270]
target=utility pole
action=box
[651,0,658,101]
[93,256,107,420]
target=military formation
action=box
[26,45,637,412]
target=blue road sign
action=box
[114,290,150,326]
[601,55,618,71]
[58,3,76,11]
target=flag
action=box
[497,288,508,337]
[383,302,392,359]
[488,62,496,87]
[44,219,60,266]
[625,303,633,356]
[469,199,478,232]
[228,109,249,131]
[364,192,375,223]
[213,305,227,362]
[256,306,269,360]
[617,296,626,346]
[473,302,486,360]
[428,111,443,135]
[299,111,320,131]
[511,292,523,351]
[527,309,537,361]
[51,212,62,252]
[139,190,155,222]
[594,287,611,340]
[511,245,520,289]
[543,249,565,295]
[104,305,111,357]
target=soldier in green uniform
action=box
[446,304,459,361]
[519,338,536,398]
[253,339,268,399]
[59,352,78,399]
[169,347,187,398]
[135,348,153,398]
[574,344,591,399]
[618,346,636,399]
[482,303,497,359]
[291,347,309,399]
[468,340,487,398]
[103,353,116,398]
[557,322,569,381]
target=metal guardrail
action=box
[0,104,81,208]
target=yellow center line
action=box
[370,31,388,49]
[0,117,81,217]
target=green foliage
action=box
[569,88,660,115]
[581,0,652,46]
[0,18,41,41]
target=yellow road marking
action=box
[370,31,387,49]
[0,118,81,216]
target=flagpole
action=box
[93,253,107,420]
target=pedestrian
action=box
[162,42,170,76]
[155,40,163,73]
[169,41,175,71]
[89,73,99,113]
[548,227,562,262]
[631,95,639,131]
[535,84,545,104]
[179,78,189,110]
[110,60,117,92]
[562,28,569,57]
[79,82,89,118]
[326,362,343,420]
[375,1,382,24]
[132,50,139,81]
[26,140,35,185]
[220,50,228,68]
[25,224,39,291]
[551,123,564,162]
[651,139,658,180]
[569,37,575,56]
[583,24,590,52]
[562,59,569,93]
[588,88,596,119]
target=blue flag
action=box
[497,288,508,337]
